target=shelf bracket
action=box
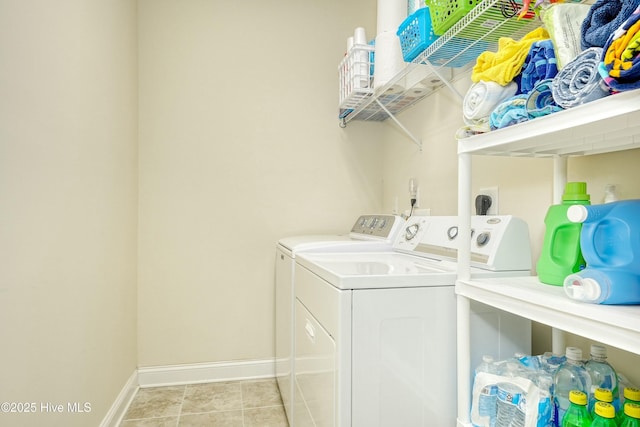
[374,98,423,151]
[422,60,464,101]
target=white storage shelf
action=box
[456,86,640,427]
[458,88,640,157]
[456,276,640,355]
[456,88,640,353]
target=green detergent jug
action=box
[537,182,590,286]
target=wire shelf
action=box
[340,0,542,124]
[418,0,540,67]
[339,44,375,119]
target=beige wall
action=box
[0,1,138,426]
[380,72,640,386]
[137,0,382,366]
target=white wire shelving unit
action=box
[339,0,542,126]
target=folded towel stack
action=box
[551,47,610,108]
[599,5,640,91]
[472,28,550,85]
[461,29,557,133]
[487,78,562,130]
[519,40,559,94]
[581,0,640,50]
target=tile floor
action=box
[120,378,289,427]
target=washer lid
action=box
[277,235,396,255]
[296,251,459,290]
[278,235,349,252]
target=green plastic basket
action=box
[426,0,482,35]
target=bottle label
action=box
[497,387,523,405]
[478,385,498,420]
[496,387,526,427]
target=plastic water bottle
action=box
[537,374,554,427]
[584,345,619,412]
[516,352,542,371]
[617,388,640,425]
[495,362,526,427]
[541,352,566,376]
[620,403,640,427]
[475,355,499,427]
[589,388,613,417]
[564,199,640,304]
[554,347,592,423]
[562,390,592,427]
[590,402,617,427]
[537,182,590,286]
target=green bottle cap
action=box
[563,182,590,202]
[594,402,615,418]
[625,403,640,419]
[569,390,588,405]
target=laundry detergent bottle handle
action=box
[563,199,640,304]
[537,182,590,286]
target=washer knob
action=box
[405,223,420,240]
[447,226,458,240]
[476,232,490,246]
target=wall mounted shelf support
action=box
[375,99,423,151]
[422,60,464,101]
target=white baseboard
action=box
[137,358,275,388]
[100,370,139,427]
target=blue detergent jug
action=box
[563,200,640,305]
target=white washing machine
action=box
[293,215,534,427]
[276,214,405,426]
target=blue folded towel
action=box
[551,48,610,108]
[599,4,640,91]
[526,79,563,118]
[490,94,529,129]
[519,40,558,94]
[581,0,640,50]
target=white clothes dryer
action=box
[275,214,404,426]
[293,215,533,427]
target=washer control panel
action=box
[349,214,404,240]
[393,215,531,271]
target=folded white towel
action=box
[463,81,518,124]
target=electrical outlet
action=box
[478,187,499,215]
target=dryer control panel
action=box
[349,214,404,240]
[393,215,532,271]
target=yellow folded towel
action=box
[472,27,550,85]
